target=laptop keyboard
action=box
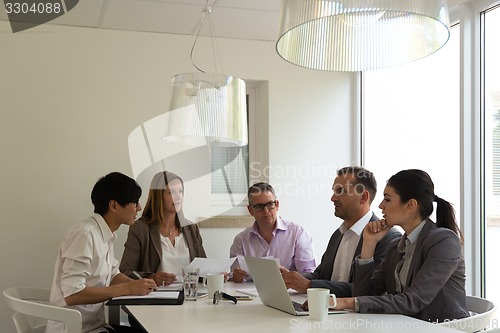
[293,301,307,312]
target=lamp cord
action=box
[189,0,223,74]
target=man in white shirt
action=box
[282,166,401,297]
[47,172,157,333]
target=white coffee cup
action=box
[307,288,337,321]
[205,273,224,299]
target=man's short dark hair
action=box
[247,182,276,204]
[91,172,142,215]
[337,166,377,204]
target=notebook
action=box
[105,289,184,306]
[245,256,347,316]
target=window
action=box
[363,26,460,220]
[208,83,268,215]
[363,3,500,317]
[482,3,500,319]
[211,94,249,195]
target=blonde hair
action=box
[141,171,184,227]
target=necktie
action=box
[394,238,408,293]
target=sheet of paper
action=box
[111,291,180,300]
[235,287,259,297]
[236,255,249,272]
[185,257,236,276]
[156,282,183,291]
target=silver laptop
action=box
[245,256,347,316]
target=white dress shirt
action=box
[331,211,372,282]
[46,214,120,333]
[159,232,191,280]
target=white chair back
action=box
[439,295,496,333]
[3,287,82,333]
[12,312,47,333]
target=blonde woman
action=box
[120,171,206,286]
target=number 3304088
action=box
[5,2,62,14]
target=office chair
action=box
[3,287,82,333]
[439,296,496,333]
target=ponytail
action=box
[434,195,463,244]
[387,170,464,244]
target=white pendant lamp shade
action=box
[162,72,248,147]
[276,0,450,71]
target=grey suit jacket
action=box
[120,218,207,279]
[304,213,401,297]
[354,219,469,322]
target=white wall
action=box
[0,21,355,332]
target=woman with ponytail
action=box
[332,169,469,323]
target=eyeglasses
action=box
[249,201,276,212]
[213,291,237,305]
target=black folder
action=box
[105,289,184,306]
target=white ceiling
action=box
[0,0,469,40]
[0,0,282,41]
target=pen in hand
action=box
[131,271,157,294]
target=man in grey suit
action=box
[282,166,401,297]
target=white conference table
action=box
[125,282,459,333]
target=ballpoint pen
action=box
[132,271,142,279]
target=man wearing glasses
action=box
[229,182,316,282]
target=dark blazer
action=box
[120,218,207,279]
[354,219,469,323]
[305,213,401,297]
